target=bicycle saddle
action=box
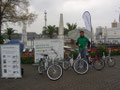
[88,51,91,53]
[87,49,91,53]
[71,50,74,53]
[43,54,48,57]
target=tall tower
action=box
[112,19,117,28]
[44,10,47,28]
[22,22,27,48]
[58,13,64,39]
[119,14,120,22]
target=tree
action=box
[0,0,37,36]
[66,23,77,31]
[5,28,15,40]
[0,35,4,44]
[64,23,77,35]
[42,25,58,39]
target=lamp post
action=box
[33,36,35,49]
[44,10,47,29]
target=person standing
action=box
[76,31,90,62]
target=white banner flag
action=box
[83,11,92,32]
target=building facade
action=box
[95,20,120,44]
[10,32,41,49]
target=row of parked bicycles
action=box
[37,48,115,81]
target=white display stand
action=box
[34,39,64,63]
[0,45,22,78]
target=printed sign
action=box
[34,39,64,63]
[0,45,21,78]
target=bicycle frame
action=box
[102,48,111,60]
[50,48,66,66]
[64,51,74,66]
[39,48,59,69]
[66,50,83,66]
[87,55,100,64]
[65,50,87,67]
[86,49,101,64]
[39,55,50,70]
[76,52,82,60]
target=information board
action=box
[34,39,64,63]
[0,45,21,78]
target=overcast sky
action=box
[9,0,120,34]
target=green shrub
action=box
[105,50,109,56]
[97,46,107,52]
[111,51,120,56]
[89,52,96,58]
[21,56,34,64]
[96,46,107,57]
[0,35,4,44]
[73,51,78,59]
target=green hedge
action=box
[73,51,78,59]
[21,56,34,64]
[96,46,108,56]
[21,47,120,64]
[89,52,96,58]
[111,51,120,56]
[71,46,120,59]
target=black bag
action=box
[21,68,24,76]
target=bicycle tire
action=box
[93,59,105,71]
[73,59,89,75]
[107,57,116,67]
[62,60,71,70]
[38,60,45,74]
[47,64,63,81]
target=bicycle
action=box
[38,48,63,81]
[86,49,105,71]
[102,48,115,67]
[63,49,89,74]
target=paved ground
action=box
[0,56,120,90]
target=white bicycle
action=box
[63,50,89,75]
[38,48,63,81]
[102,48,115,67]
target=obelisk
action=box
[22,22,27,48]
[58,14,64,39]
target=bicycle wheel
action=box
[73,59,88,75]
[38,60,45,74]
[62,60,70,70]
[107,57,115,67]
[47,64,63,81]
[93,59,105,71]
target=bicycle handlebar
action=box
[51,48,58,58]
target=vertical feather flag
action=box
[82,11,92,32]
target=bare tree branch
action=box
[0,0,37,35]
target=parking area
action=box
[0,56,120,90]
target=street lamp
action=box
[44,10,47,29]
